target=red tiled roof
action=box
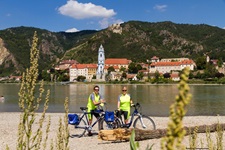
[151,60,194,66]
[104,66,119,69]
[151,56,159,60]
[127,74,136,78]
[86,64,97,68]
[71,64,97,69]
[60,60,79,64]
[105,58,131,65]
[170,73,179,78]
[180,60,195,65]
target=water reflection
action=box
[1,84,225,116]
[189,85,225,116]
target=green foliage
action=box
[15,32,70,150]
[107,66,115,73]
[188,126,198,149]
[129,128,154,150]
[77,75,86,82]
[17,31,51,150]
[128,62,143,74]
[122,72,127,79]
[120,66,126,72]
[161,67,192,150]
[195,56,207,70]
[130,130,139,150]
[136,72,144,80]
[154,70,160,80]
[0,27,96,75]
[41,70,51,81]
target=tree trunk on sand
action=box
[98,123,225,141]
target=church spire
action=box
[97,44,105,79]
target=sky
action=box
[0,0,225,32]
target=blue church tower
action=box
[97,45,105,80]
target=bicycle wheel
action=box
[133,115,156,130]
[99,118,121,130]
[68,118,87,138]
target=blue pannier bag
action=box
[68,114,80,125]
[104,111,114,122]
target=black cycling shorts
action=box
[90,109,100,119]
[116,110,128,120]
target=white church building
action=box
[96,44,105,81]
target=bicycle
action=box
[115,103,156,130]
[68,105,120,138]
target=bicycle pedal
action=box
[122,124,129,128]
[87,132,93,136]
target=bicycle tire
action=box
[133,115,156,130]
[99,117,121,130]
[69,118,87,138]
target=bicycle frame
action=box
[118,103,145,128]
[75,109,104,132]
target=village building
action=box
[170,72,180,81]
[104,58,131,72]
[69,45,132,82]
[69,64,97,82]
[150,56,160,63]
[150,59,195,74]
[68,46,198,82]
[160,57,190,62]
[55,59,79,70]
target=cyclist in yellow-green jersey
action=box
[117,86,133,124]
[86,85,105,136]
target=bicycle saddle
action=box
[80,107,88,110]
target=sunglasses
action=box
[122,90,127,91]
[94,89,99,91]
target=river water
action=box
[0,83,225,116]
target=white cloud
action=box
[58,0,116,19]
[223,26,225,29]
[99,18,123,29]
[65,28,79,33]
[154,4,167,12]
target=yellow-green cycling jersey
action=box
[87,92,103,110]
[87,92,103,119]
[118,93,132,111]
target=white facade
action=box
[150,59,195,74]
[69,64,89,82]
[97,45,105,79]
[69,67,77,82]
[160,58,189,62]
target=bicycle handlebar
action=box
[131,103,140,108]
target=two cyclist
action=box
[86,85,133,133]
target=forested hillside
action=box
[0,21,225,76]
[62,21,225,63]
[0,27,97,75]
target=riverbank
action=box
[0,113,225,150]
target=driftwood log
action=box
[98,123,225,141]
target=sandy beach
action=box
[1,112,225,150]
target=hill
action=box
[0,26,97,75]
[0,21,225,76]
[63,21,225,63]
